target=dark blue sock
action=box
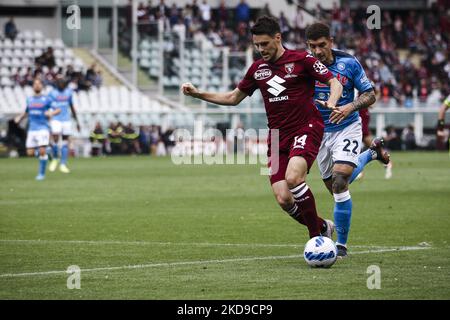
[61,142,69,165]
[349,149,374,184]
[52,144,59,159]
[38,155,48,176]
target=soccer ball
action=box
[303,236,338,268]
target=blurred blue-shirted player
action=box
[48,75,80,173]
[306,23,390,257]
[15,78,61,180]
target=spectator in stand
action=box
[108,122,123,155]
[191,0,200,20]
[199,0,211,31]
[235,0,250,25]
[86,63,102,88]
[122,123,140,154]
[293,5,307,42]
[331,2,342,36]
[138,125,151,154]
[90,122,106,156]
[168,3,180,27]
[417,78,431,103]
[4,17,18,40]
[149,125,161,156]
[162,127,176,154]
[383,126,401,150]
[278,12,290,39]
[155,0,169,19]
[216,0,229,27]
[35,47,56,69]
[401,124,416,150]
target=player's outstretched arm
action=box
[181,83,247,106]
[329,89,376,124]
[315,78,343,112]
[325,77,343,109]
[14,112,27,124]
[70,103,81,132]
[45,108,61,119]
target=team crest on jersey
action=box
[313,60,328,75]
[337,62,346,71]
[254,69,272,80]
[284,63,297,78]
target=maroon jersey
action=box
[238,49,333,138]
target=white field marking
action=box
[0,239,421,249]
[0,246,431,278]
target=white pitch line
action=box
[0,246,431,278]
[0,254,303,278]
[0,239,419,249]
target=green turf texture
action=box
[0,152,449,299]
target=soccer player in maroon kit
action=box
[181,16,343,238]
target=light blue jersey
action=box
[26,95,52,131]
[314,49,373,132]
[49,88,73,122]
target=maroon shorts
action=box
[267,120,324,185]
[359,109,371,138]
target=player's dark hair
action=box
[305,22,331,40]
[250,16,281,37]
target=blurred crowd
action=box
[3,18,103,91]
[128,0,449,106]
[89,122,175,156]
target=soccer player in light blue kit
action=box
[48,75,80,173]
[306,23,390,257]
[15,78,61,180]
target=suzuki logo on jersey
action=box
[267,75,287,96]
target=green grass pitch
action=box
[0,152,449,299]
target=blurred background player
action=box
[436,94,450,152]
[306,22,389,257]
[14,78,60,180]
[182,16,343,239]
[48,75,80,173]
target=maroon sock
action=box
[290,183,323,238]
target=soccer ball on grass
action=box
[303,236,338,268]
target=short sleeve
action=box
[237,64,258,96]
[45,96,52,110]
[303,54,334,84]
[351,58,373,93]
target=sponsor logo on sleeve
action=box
[313,60,329,75]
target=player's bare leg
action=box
[271,156,333,238]
[49,134,59,172]
[59,135,71,173]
